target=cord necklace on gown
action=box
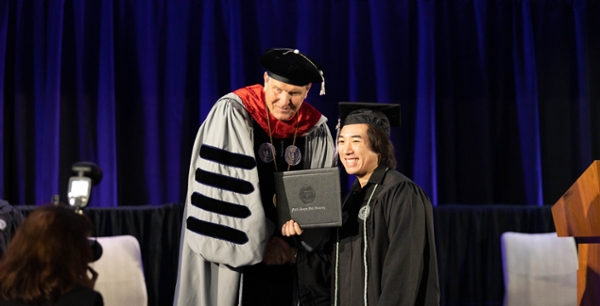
[266,104,299,207]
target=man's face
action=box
[338,123,380,182]
[263,72,311,121]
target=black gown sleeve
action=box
[296,234,332,306]
[377,182,436,305]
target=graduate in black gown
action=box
[283,103,440,306]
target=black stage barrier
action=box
[16,203,555,306]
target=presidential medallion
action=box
[284,145,302,166]
[258,142,276,163]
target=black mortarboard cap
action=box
[258,48,326,95]
[338,102,401,136]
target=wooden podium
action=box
[552,160,600,306]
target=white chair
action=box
[89,235,148,306]
[500,232,578,306]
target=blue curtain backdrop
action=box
[1,0,599,207]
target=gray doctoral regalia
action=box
[174,92,334,306]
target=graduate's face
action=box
[338,124,380,186]
[264,73,311,121]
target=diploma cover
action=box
[274,167,342,228]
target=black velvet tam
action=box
[258,48,323,86]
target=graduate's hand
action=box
[281,220,304,237]
[263,235,297,265]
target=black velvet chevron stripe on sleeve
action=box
[195,168,254,194]
[186,216,249,244]
[190,192,251,218]
[200,144,256,170]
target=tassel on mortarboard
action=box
[319,70,325,96]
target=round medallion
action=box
[284,145,302,166]
[358,206,370,221]
[258,143,276,163]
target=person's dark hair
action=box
[366,124,397,169]
[0,204,95,304]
